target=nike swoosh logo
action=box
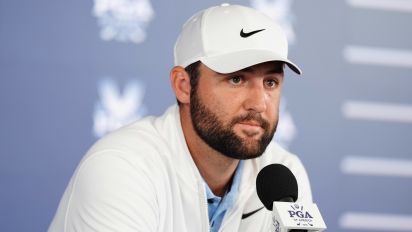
[241,206,265,219]
[240,29,266,38]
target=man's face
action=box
[190,61,284,159]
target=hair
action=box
[186,61,201,90]
[177,61,201,105]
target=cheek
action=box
[204,89,244,121]
[207,94,232,118]
[266,94,281,119]
[268,104,279,120]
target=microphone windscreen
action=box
[256,164,298,210]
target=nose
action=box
[243,83,267,113]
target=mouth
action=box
[236,120,264,137]
[238,120,262,128]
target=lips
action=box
[237,121,263,137]
[239,120,262,127]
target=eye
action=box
[265,79,278,88]
[229,76,243,85]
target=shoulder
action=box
[84,105,181,164]
[52,148,164,231]
[69,108,178,202]
[55,122,170,231]
[49,106,184,231]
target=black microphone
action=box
[256,163,298,209]
[256,164,306,232]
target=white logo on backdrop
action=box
[92,0,154,44]
[251,0,297,44]
[274,98,297,148]
[93,79,147,137]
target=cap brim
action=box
[200,49,301,75]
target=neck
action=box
[180,106,239,197]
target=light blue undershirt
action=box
[204,160,244,232]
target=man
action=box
[49,4,312,232]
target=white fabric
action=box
[49,105,312,232]
[174,4,301,74]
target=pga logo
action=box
[288,204,313,219]
[92,0,154,44]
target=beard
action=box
[190,90,278,160]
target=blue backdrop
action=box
[1,0,411,231]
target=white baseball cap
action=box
[174,3,301,75]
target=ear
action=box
[170,66,191,104]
